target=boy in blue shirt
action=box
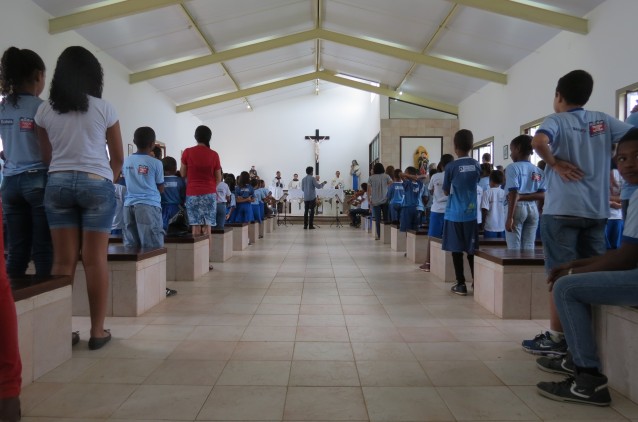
[386,168,404,224]
[399,167,422,232]
[442,129,481,296]
[122,127,165,249]
[525,70,633,355]
[160,156,185,232]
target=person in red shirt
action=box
[180,125,222,236]
[0,202,22,422]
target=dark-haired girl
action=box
[35,46,124,350]
[504,135,546,249]
[0,47,52,278]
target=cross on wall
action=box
[304,129,330,175]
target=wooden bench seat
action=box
[110,234,210,281]
[210,227,234,262]
[473,247,546,319]
[12,275,73,386]
[390,225,406,252]
[73,245,167,317]
[429,237,472,283]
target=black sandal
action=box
[166,288,178,297]
[72,331,80,346]
[88,329,111,350]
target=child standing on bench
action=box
[399,167,422,232]
[481,169,506,238]
[523,70,633,356]
[121,127,165,249]
[442,129,481,296]
[160,156,185,232]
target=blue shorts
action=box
[251,203,263,223]
[399,205,418,232]
[484,230,505,238]
[44,171,116,233]
[442,219,479,254]
[428,211,444,238]
[234,202,254,223]
[162,203,180,231]
[185,194,216,226]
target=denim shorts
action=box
[44,171,116,233]
[185,194,216,226]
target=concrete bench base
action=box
[406,230,428,263]
[165,235,209,281]
[13,276,73,386]
[73,246,167,317]
[390,226,406,252]
[210,228,233,262]
[594,305,638,403]
[430,238,473,283]
[473,248,546,319]
[227,223,249,251]
[381,222,391,244]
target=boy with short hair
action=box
[535,130,638,406]
[481,170,506,238]
[526,69,633,354]
[160,156,185,232]
[399,167,422,232]
[442,129,481,296]
[386,168,404,224]
[122,127,165,249]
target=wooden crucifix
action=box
[305,129,330,175]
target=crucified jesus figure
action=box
[304,129,330,175]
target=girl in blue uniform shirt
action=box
[234,171,254,223]
[386,168,404,224]
[250,178,263,223]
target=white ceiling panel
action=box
[148,64,227,92]
[31,0,605,120]
[223,42,315,74]
[192,99,249,121]
[323,0,452,50]
[190,0,313,51]
[32,0,107,16]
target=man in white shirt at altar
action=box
[331,170,345,189]
[271,171,285,200]
[288,173,301,189]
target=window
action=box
[472,137,493,164]
[616,81,638,120]
[369,133,379,165]
[520,117,545,166]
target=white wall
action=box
[0,1,202,159]
[206,85,380,188]
[459,0,636,167]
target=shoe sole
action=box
[536,361,573,376]
[451,290,467,296]
[537,387,610,406]
[522,346,567,357]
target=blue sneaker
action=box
[522,331,567,356]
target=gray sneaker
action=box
[537,354,574,376]
[537,373,611,406]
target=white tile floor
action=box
[20,226,638,421]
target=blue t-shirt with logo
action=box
[122,153,164,207]
[161,175,185,205]
[537,109,631,218]
[387,182,405,205]
[401,179,422,207]
[443,157,481,222]
[504,161,546,194]
[0,95,47,176]
[236,184,254,200]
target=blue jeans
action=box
[45,171,116,233]
[372,203,388,237]
[505,201,539,250]
[553,268,638,369]
[605,219,623,249]
[1,170,52,277]
[123,204,164,249]
[540,215,606,273]
[215,202,227,229]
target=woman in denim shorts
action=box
[180,125,222,236]
[35,47,124,351]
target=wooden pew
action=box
[164,234,210,281]
[12,275,73,386]
[226,222,249,251]
[473,248,546,319]
[390,225,407,252]
[73,245,167,317]
[406,229,428,263]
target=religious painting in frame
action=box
[399,136,443,176]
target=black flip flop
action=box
[88,329,111,350]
